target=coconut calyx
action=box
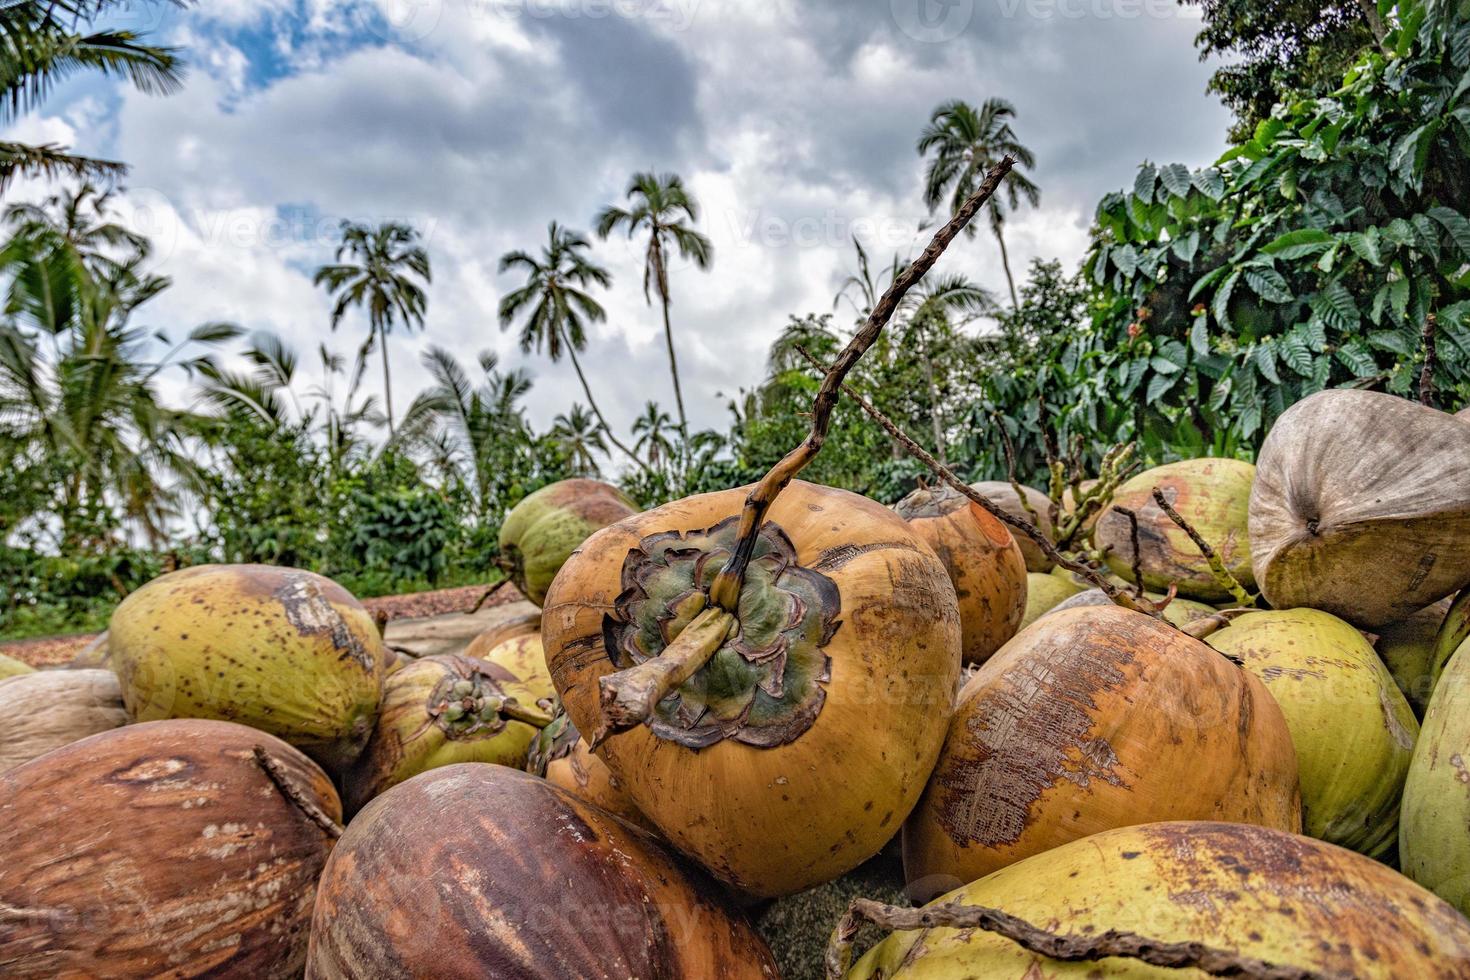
[598,515,840,750]
[426,659,554,739]
[525,709,580,776]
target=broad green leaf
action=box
[1134,163,1157,204]
[1145,371,1177,404]
[1411,213,1443,262]
[1213,269,1240,330]
[1192,168,1225,200]
[1254,343,1281,384]
[1429,206,1470,258]
[1244,267,1294,304]
[1160,163,1193,199]
[1190,316,1209,357]
[1262,228,1334,260]
[1172,229,1201,263]
[1345,230,1383,266]
[1280,333,1314,375]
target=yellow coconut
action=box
[851,822,1470,979]
[1376,599,1451,716]
[1402,636,1470,915]
[1017,572,1084,631]
[1094,458,1255,602]
[0,651,34,680]
[1208,608,1417,858]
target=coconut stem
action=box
[253,746,343,840]
[1113,506,1146,600]
[500,699,556,730]
[1149,487,1256,608]
[825,897,1341,980]
[592,606,736,748]
[706,158,1016,614]
[797,348,1165,620]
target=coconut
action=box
[851,821,1470,979]
[1208,608,1418,858]
[1250,389,1470,627]
[64,630,109,669]
[1377,599,1452,716]
[498,478,638,606]
[901,604,1300,902]
[1093,457,1256,602]
[1049,587,1217,628]
[1017,572,1083,631]
[1401,636,1470,915]
[307,764,778,978]
[543,480,961,899]
[462,608,542,659]
[1430,587,1470,693]
[0,669,128,772]
[0,719,339,978]
[894,483,1027,664]
[342,649,555,815]
[528,710,655,832]
[108,564,385,773]
[0,651,33,680]
[968,481,1056,571]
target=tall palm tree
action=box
[917,98,1039,309]
[595,172,713,476]
[313,220,430,436]
[1,1,187,190]
[631,401,675,474]
[498,221,649,474]
[551,404,607,477]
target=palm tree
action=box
[551,404,607,477]
[595,172,713,475]
[1,1,187,190]
[631,401,675,474]
[917,98,1039,309]
[498,221,649,475]
[313,221,430,436]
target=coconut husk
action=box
[968,481,1057,572]
[0,669,128,772]
[1250,389,1470,628]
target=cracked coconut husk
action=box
[602,516,840,749]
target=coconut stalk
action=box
[824,897,1340,980]
[1113,505,1146,600]
[254,746,344,839]
[592,157,1016,738]
[1150,486,1257,608]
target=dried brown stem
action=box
[1113,506,1145,599]
[1421,312,1438,408]
[470,578,512,614]
[825,897,1341,980]
[253,746,343,840]
[1150,487,1255,608]
[995,416,1046,532]
[706,157,1015,613]
[592,607,735,747]
[373,608,389,638]
[798,348,1162,619]
[1181,608,1253,646]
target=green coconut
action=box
[1402,635,1470,915]
[1050,587,1217,628]
[342,648,555,815]
[1094,457,1255,602]
[497,478,638,605]
[1376,599,1451,717]
[108,564,385,773]
[848,822,1470,979]
[1208,608,1417,858]
[1017,572,1083,631]
[0,651,35,680]
[1430,587,1470,692]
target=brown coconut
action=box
[0,668,128,772]
[894,483,1028,664]
[306,764,777,978]
[0,719,339,978]
[1250,389,1470,627]
[901,604,1301,902]
[968,481,1056,571]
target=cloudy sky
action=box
[8,0,1231,441]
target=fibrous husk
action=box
[1208,608,1418,858]
[0,719,339,978]
[894,483,1027,664]
[1374,598,1450,717]
[108,564,385,773]
[0,668,128,772]
[342,648,555,815]
[543,481,961,899]
[498,478,638,606]
[1401,636,1470,916]
[1049,587,1217,628]
[1250,389,1470,628]
[852,821,1470,979]
[968,481,1056,572]
[306,764,778,979]
[0,651,34,680]
[901,604,1301,903]
[1094,457,1256,602]
[1017,572,1084,632]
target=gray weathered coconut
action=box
[0,669,128,772]
[1250,390,1470,628]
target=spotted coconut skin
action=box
[1402,637,1470,917]
[1094,458,1256,603]
[109,564,385,773]
[0,719,340,978]
[854,821,1470,979]
[498,479,638,606]
[306,764,778,979]
[902,605,1301,902]
[895,484,1028,665]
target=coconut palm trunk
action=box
[560,324,653,476]
[377,325,396,437]
[651,241,691,480]
[994,225,1019,310]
